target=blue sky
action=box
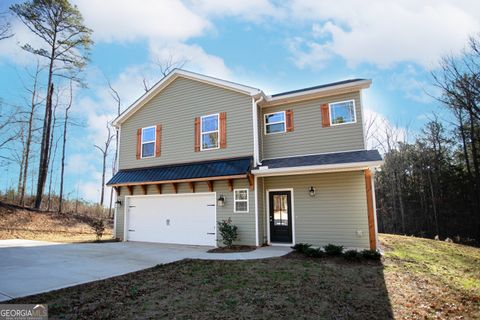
[0,0,479,202]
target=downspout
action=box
[252,96,264,166]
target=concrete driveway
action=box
[0,239,290,301]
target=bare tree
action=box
[94,123,114,206]
[58,81,73,213]
[0,12,13,40]
[11,0,93,209]
[142,53,187,92]
[106,78,121,217]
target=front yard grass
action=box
[9,234,480,319]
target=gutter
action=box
[252,95,264,166]
[251,160,384,177]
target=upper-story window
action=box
[201,114,219,150]
[141,126,156,158]
[329,100,356,125]
[264,111,286,134]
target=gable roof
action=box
[112,69,372,127]
[112,69,262,127]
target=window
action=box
[329,100,356,125]
[141,126,156,158]
[201,114,219,150]
[234,189,249,213]
[264,111,286,134]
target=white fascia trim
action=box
[112,69,263,127]
[252,160,384,177]
[254,176,259,246]
[263,80,372,107]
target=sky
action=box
[0,0,479,203]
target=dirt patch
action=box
[207,245,256,253]
[0,202,113,243]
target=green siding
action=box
[262,171,370,248]
[114,179,256,246]
[119,77,254,170]
[261,91,365,160]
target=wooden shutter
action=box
[136,128,142,159]
[155,124,162,157]
[220,112,227,149]
[321,104,330,128]
[194,117,200,152]
[285,109,294,132]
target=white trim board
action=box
[252,161,384,177]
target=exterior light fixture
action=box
[115,199,122,207]
[309,186,316,197]
[217,195,226,207]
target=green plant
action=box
[304,247,324,258]
[343,249,361,261]
[291,243,312,254]
[360,249,382,260]
[323,244,344,256]
[90,218,105,241]
[218,218,238,247]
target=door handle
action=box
[207,204,215,207]
[206,233,215,235]
[128,229,135,232]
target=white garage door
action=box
[126,193,216,246]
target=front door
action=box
[269,191,293,243]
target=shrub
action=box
[343,249,361,261]
[304,247,324,258]
[291,243,312,254]
[323,244,344,256]
[360,249,382,260]
[90,218,105,241]
[218,218,238,248]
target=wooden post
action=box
[227,179,233,192]
[140,185,147,195]
[189,182,195,193]
[155,184,162,194]
[364,169,377,250]
[126,185,133,195]
[206,181,214,192]
[247,174,254,191]
[172,183,178,193]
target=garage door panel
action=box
[126,194,216,246]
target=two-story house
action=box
[107,69,383,250]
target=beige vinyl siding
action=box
[119,77,253,170]
[256,177,265,245]
[262,171,370,248]
[261,91,365,160]
[114,178,256,246]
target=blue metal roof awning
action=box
[258,150,382,169]
[107,157,252,186]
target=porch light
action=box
[217,195,226,207]
[115,199,122,207]
[309,186,316,197]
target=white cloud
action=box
[72,0,210,43]
[286,37,332,69]
[189,0,285,21]
[388,65,439,104]
[288,0,480,69]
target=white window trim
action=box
[141,126,156,159]
[200,113,220,151]
[328,99,357,126]
[264,111,286,135]
[233,188,249,213]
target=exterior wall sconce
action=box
[217,195,226,207]
[309,186,316,197]
[115,199,122,207]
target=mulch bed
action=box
[207,245,256,253]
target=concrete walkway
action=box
[0,239,291,301]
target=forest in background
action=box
[373,37,480,244]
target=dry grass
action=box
[8,234,480,319]
[0,202,113,243]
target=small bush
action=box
[90,218,105,241]
[291,243,312,254]
[323,244,344,256]
[304,247,324,258]
[360,249,382,260]
[218,218,238,248]
[343,249,361,261]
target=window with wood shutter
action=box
[155,124,162,157]
[329,100,356,125]
[220,112,226,149]
[194,117,200,152]
[285,109,294,132]
[321,104,330,128]
[264,111,286,134]
[200,113,219,150]
[140,126,156,158]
